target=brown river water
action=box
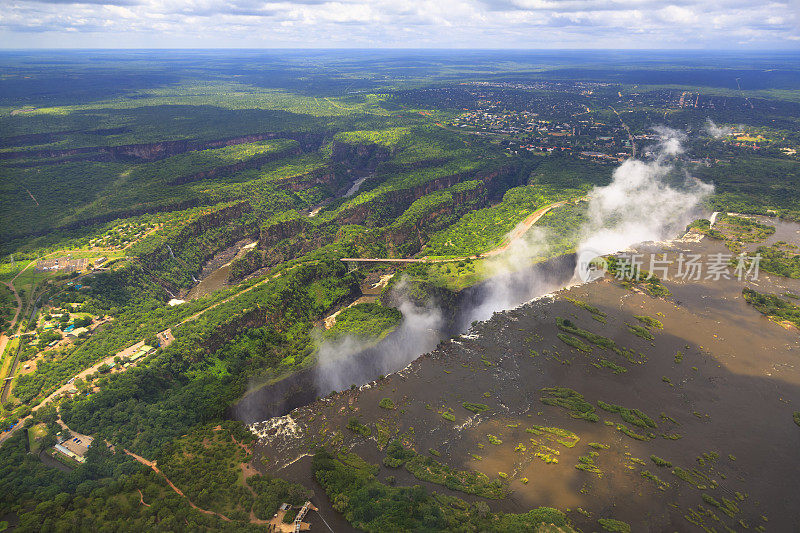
[184,238,257,301]
[245,219,800,532]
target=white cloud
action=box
[0,0,797,48]
[658,5,695,24]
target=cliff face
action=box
[277,165,349,193]
[138,202,259,288]
[227,216,316,281]
[336,172,462,227]
[262,233,334,268]
[169,145,303,186]
[109,132,324,161]
[336,163,519,227]
[330,141,391,170]
[181,202,255,240]
[377,157,450,174]
[258,217,308,249]
[1,132,325,162]
[228,248,263,282]
[382,182,487,256]
[200,306,269,356]
[230,231,335,282]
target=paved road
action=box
[609,106,636,158]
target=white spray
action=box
[704,119,733,139]
[313,277,443,394]
[576,126,713,262]
[312,127,713,392]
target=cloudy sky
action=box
[1,0,798,49]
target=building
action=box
[35,256,87,273]
[128,345,154,363]
[66,327,89,337]
[54,433,93,463]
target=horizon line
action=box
[1,47,799,52]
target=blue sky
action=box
[1,0,798,49]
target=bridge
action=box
[294,500,316,532]
[340,257,436,271]
[340,197,586,271]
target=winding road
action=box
[341,197,584,265]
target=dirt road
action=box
[0,266,289,445]
[478,200,569,258]
[341,197,581,264]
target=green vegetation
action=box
[312,448,570,532]
[526,425,580,448]
[634,315,663,329]
[0,413,308,530]
[565,297,606,318]
[0,283,16,334]
[705,214,776,252]
[26,423,47,455]
[55,260,361,456]
[347,417,372,437]
[604,256,671,297]
[532,445,560,464]
[379,397,396,410]
[757,242,800,278]
[794,411,800,427]
[384,440,508,499]
[423,185,583,257]
[333,127,410,148]
[557,333,593,353]
[540,386,599,422]
[672,467,716,490]
[575,452,602,476]
[597,401,657,429]
[743,287,800,328]
[325,302,403,341]
[599,358,627,374]
[462,402,490,414]
[641,470,670,490]
[486,434,503,445]
[651,455,673,468]
[556,317,637,362]
[159,422,312,521]
[598,518,632,532]
[702,493,741,518]
[615,423,651,441]
[3,52,799,533]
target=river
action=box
[184,238,257,301]
[230,253,578,423]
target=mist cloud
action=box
[290,126,715,412]
[577,126,713,261]
[313,277,443,393]
[704,119,734,139]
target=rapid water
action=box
[230,254,577,423]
